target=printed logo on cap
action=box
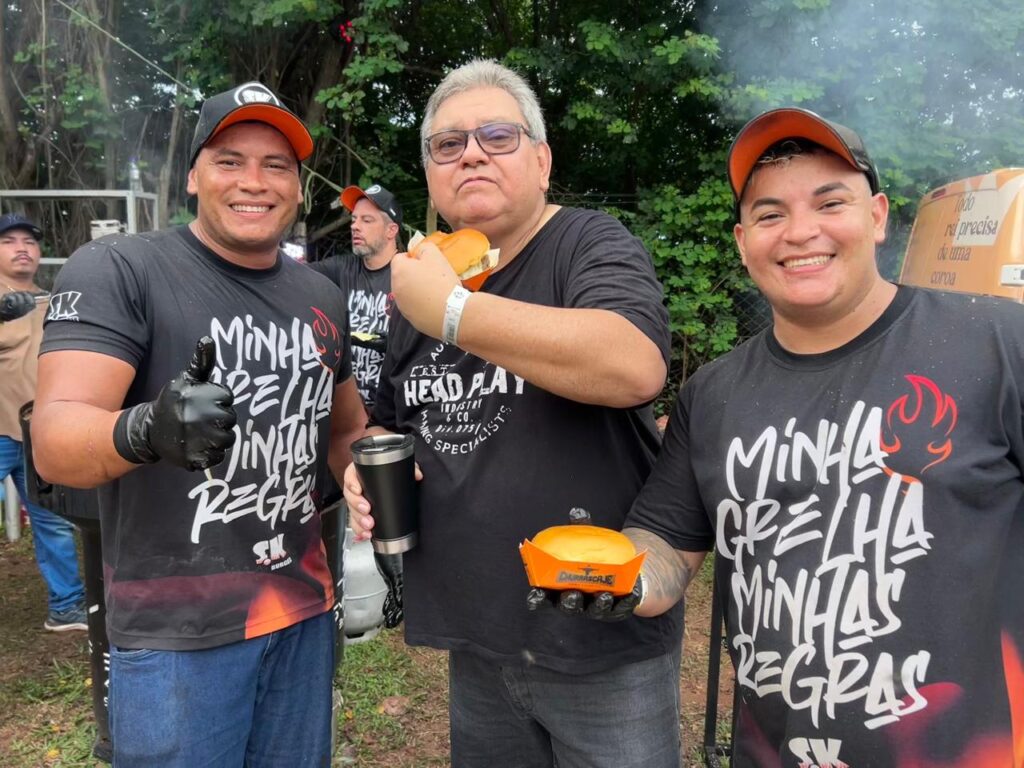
[365,185,382,194]
[233,83,280,107]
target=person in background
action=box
[31,82,366,766]
[310,184,406,631]
[310,183,403,414]
[0,212,87,632]
[620,108,1024,767]
[344,59,682,768]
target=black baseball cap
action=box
[728,107,880,203]
[189,82,313,166]
[341,184,403,228]
[0,213,42,239]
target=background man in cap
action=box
[0,212,87,632]
[617,108,1024,766]
[344,60,680,767]
[31,82,366,766]
[310,183,403,413]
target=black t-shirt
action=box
[309,253,392,409]
[627,285,1024,767]
[41,226,352,650]
[372,206,682,674]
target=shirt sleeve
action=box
[564,212,671,365]
[39,239,149,367]
[624,380,715,551]
[307,254,341,284]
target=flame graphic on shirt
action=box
[1005,632,1024,768]
[880,375,957,482]
[884,673,1022,767]
[310,306,342,370]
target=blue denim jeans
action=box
[0,436,84,612]
[109,610,335,768]
[449,646,682,768]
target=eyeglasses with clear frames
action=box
[424,122,534,164]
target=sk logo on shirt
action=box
[253,533,290,568]
[46,291,82,322]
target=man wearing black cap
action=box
[31,82,366,766]
[605,108,1024,766]
[0,213,87,632]
[310,183,403,412]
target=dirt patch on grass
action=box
[0,536,95,763]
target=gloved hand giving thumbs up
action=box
[113,336,237,470]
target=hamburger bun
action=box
[408,228,499,291]
[531,525,637,565]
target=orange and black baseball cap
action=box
[189,82,313,166]
[340,184,403,227]
[728,107,880,205]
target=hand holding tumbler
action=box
[351,434,418,554]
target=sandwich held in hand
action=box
[408,228,499,291]
[520,517,645,596]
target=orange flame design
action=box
[1004,632,1024,768]
[881,374,958,481]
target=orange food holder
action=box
[519,525,645,596]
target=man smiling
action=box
[32,82,365,766]
[619,108,1024,767]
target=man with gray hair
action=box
[344,60,682,767]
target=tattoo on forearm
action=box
[625,528,694,607]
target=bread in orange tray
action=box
[519,524,646,596]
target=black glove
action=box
[526,572,644,622]
[113,336,237,470]
[525,507,644,622]
[0,291,37,321]
[374,552,404,628]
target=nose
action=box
[237,160,268,191]
[783,206,821,245]
[459,131,490,166]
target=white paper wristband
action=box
[443,285,472,345]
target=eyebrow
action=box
[812,181,852,196]
[748,196,783,212]
[748,181,855,212]
[210,147,293,163]
[433,118,512,133]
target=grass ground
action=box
[0,533,733,767]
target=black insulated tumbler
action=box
[350,434,418,554]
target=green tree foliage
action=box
[495,1,753,384]
[2,0,1023,392]
[703,0,1024,274]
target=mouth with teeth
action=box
[230,204,271,214]
[782,254,833,269]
